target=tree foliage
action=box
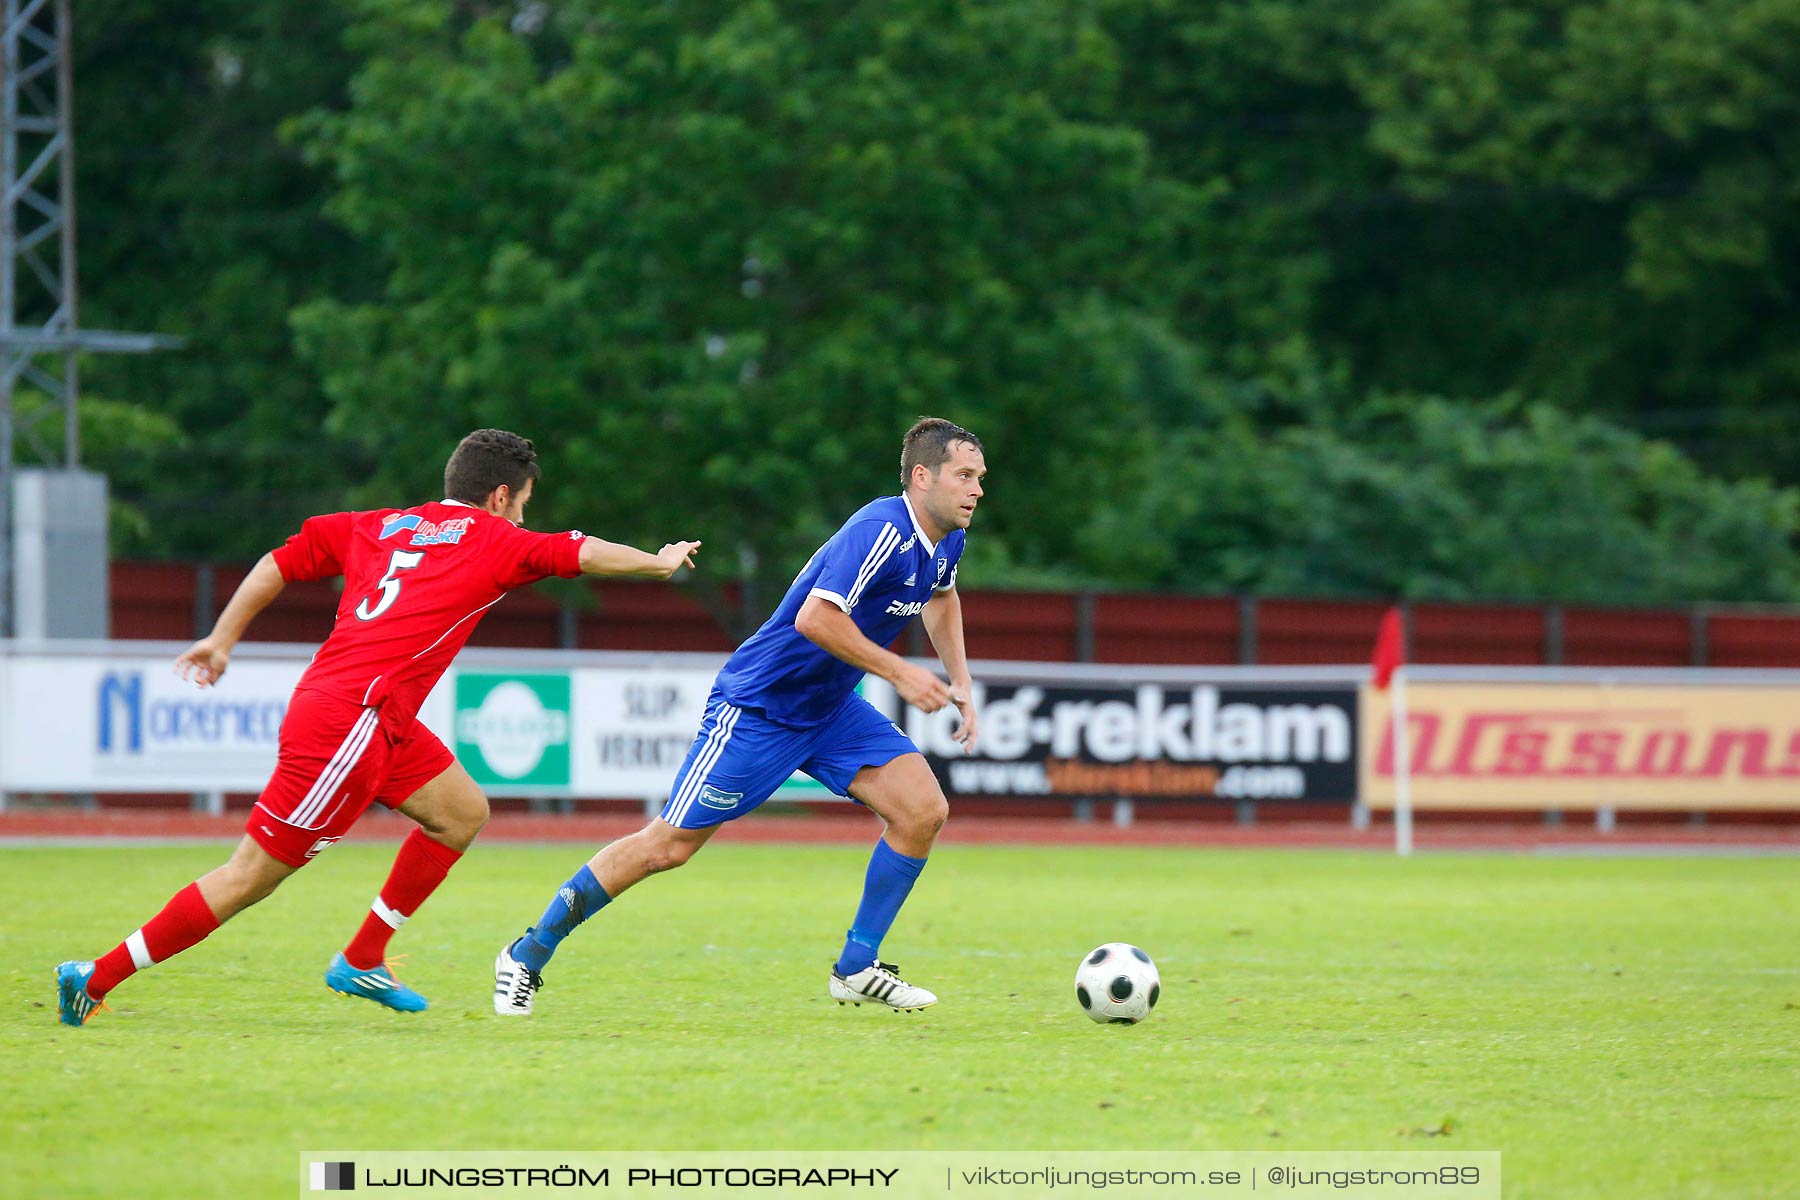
[288,0,1192,619]
[1080,391,1800,603]
[67,0,1800,610]
[70,0,366,556]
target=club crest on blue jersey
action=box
[381,513,474,546]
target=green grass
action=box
[4,842,1797,1198]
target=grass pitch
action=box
[3,840,1797,1198]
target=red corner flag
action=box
[1371,607,1405,690]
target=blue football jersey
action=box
[714,495,966,726]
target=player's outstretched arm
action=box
[577,537,701,580]
[794,595,957,715]
[921,588,978,750]
[173,551,287,688]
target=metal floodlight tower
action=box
[2,0,178,636]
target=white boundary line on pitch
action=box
[4,835,1799,857]
[1531,843,1800,857]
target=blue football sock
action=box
[513,865,611,972]
[835,838,928,976]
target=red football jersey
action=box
[270,500,585,730]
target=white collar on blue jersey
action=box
[901,493,936,555]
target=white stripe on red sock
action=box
[372,897,408,930]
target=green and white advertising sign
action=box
[455,672,573,789]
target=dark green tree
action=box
[72,0,371,556]
[289,0,1193,625]
[62,0,1800,611]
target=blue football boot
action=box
[324,952,428,1012]
[55,960,104,1027]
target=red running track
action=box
[2,809,1797,851]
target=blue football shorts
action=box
[659,687,918,829]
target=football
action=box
[1074,942,1161,1025]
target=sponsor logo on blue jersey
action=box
[698,784,744,810]
[886,599,928,617]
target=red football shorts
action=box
[246,688,456,867]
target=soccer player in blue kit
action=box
[494,418,985,1015]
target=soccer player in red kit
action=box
[54,429,701,1024]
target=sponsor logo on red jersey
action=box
[379,512,475,546]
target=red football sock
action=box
[342,828,464,970]
[88,882,221,1000]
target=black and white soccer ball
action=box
[1074,942,1160,1025]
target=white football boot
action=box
[493,940,544,1016]
[829,961,937,1011]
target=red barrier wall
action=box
[1255,598,1390,664]
[956,590,1079,662]
[1093,594,1240,665]
[105,561,1800,668]
[1704,613,1800,668]
[1412,603,1545,665]
[1563,607,1692,666]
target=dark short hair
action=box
[900,417,982,490]
[444,428,541,504]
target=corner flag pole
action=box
[1369,606,1412,856]
[1392,664,1413,857]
